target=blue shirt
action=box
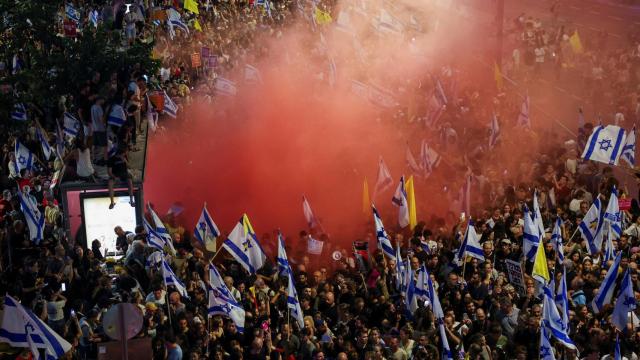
[167,344,182,360]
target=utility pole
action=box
[496,0,505,67]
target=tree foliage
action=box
[0,0,159,123]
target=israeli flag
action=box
[621,126,636,167]
[89,9,99,27]
[163,91,178,118]
[65,3,80,22]
[17,191,44,244]
[414,265,430,302]
[374,156,393,197]
[395,245,405,291]
[161,258,189,298]
[107,104,126,127]
[404,256,418,315]
[420,140,440,178]
[223,214,267,274]
[11,103,27,121]
[578,197,604,255]
[523,205,540,262]
[277,233,292,276]
[581,125,627,165]
[542,284,576,350]
[554,267,570,334]
[0,295,72,360]
[517,94,530,128]
[215,77,237,96]
[406,145,422,175]
[612,268,636,331]
[63,112,81,138]
[35,126,53,160]
[489,114,500,148]
[244,64,262,84]
[194,204,220,252]
[372,205,395,260]
[392,176,410,228]
[615,335,622,360]
[426,269,453,360]
[208,264,245,332]
[143,218,167,252]
[604,225,616,263]
[604,186,622,240]
[148,204,176,254]
[14,140,36,175]
[551,218,564,264]
[302,196,320,229]
[454,220,485,265]
[170,19,190,34]
[146,251,164,269]
[539,326,556,360]
[286,264,305,328]
[592,251,622,313]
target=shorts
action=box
[126,26,136,40]
[93,131,107,146]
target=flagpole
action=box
[165,290,172,327]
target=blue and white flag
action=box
[0,295,72,360]
[144,218,167,252]
[208,264,245,332]
[604,225,616,264]
[578,197,604,255]
[146,251,165,269]
[592,251,622,313]
[148,204,176,254]
[426,269,453,360]
[392,176,410,228]
[18,191,44,244]
[612,268,636,331]
[170,19,190,34]
[454,220,485,265]
[214,77,237,96]
[406,145,422,175]
[244,64,262,84]
[277,232,292,276]
[395,245,405,291]
[89,9,99,27]
[615,334,622,360]
[163,91,178,118]
[372,205,395,260]
[254,0,272,17]
[194,204,220,252]
[604,186,622,240]
[489,114,500,149]
[286,263,305,329]
[35,126,53,160]
[63,112,81,138]
[621,126,636,167]
[551,217,564,264]
[414,265,429,302]
[420,140,440,178]
[107,104,126,127]
[302,196,320,229]
[554,267,570,333]
[11,103,27,121]
[517,94,530,128]
[542,284,576,350]
[65,3,80,22]
[223,214,267,274]
[404,256,418,315]
[581,125,627,165]
[523,205,540,262]
[539,326,556,360]
[374,156,393,197]
[161,258,189,298]
[14,140,36,175]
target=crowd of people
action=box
[2,0,640,360]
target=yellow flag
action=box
[194,19,202,32]
[569,30,583,54]
[362,177,370,216]
[532,241,550,283]
[405,176,417,230]
[494,62,503,91]
[314,7,332,25]
[184,0,200,14]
